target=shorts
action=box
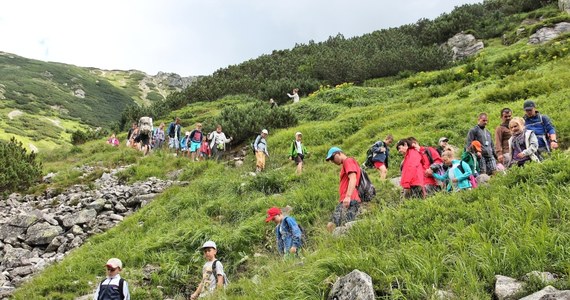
[294,154,304,165]
[169,138,180,149]
[190,141,201,152]
[331,200,360,227]
[139,133,150,146]
[373,161,385,169]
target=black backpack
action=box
[364,147,375,168]
[357,167,376,202]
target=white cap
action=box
[201,240,217,250]
[106,258,123,269]
[295,132,302,136]
[261,129,269,135]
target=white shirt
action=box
[93,274,130,300]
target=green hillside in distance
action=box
[0,52,196,151]
[10,2,570,300]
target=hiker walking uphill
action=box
[126,122,137,147]
[265,207,303,257]
[153,122,166,149]
[93,258,130,300]
[208,124,232,162]
[325,147,361,233]
[189,123,204,162]
[466,113,498,176]
[190,241,227,300]
[289,132,308,175]
[523,100,558,156]
[396,139,425,199]
[508,117,541,168]
[461,140,482,179]
[168,117,182,155]
[495,108,513,166]
[370,134,393,180]
[254,129,269,172]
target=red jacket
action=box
[400,149,424,189]
[419,146,442,186]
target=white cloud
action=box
[0,0,482,76]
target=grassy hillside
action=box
[0,52,194,151]
[13,16,570,300]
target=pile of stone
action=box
[0,165,183,298]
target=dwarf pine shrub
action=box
[0,137,42,194]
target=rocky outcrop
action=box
[446,33,484,61]
[0,165,183,297]
[528,22,570,44]
[495,272,569,300]
[328,269,375,300]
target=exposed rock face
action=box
[528,22,570,44]
[328,269,375,300]
[446,33,484,61]
[560,0,570,14]
[0,165,184,297]
[520,286,570,300]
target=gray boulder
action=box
[529,22,570,44]
[519,285,570,300]
[495,275,524,300]
[328,269,375,300]
[446,33,484,61]
[2,245,31,268]
[25,223,63,245]
[9,213,39,228]
[0,225,26,241]
[62,209,97,228]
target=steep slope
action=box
[0,52,196,151]
[11,26,570,300]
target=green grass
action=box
[13,30,570,300]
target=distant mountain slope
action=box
[0,51,197,151]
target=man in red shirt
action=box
[396,139,425,199]
[325,147,361,233]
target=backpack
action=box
[99,278,125,300]
[167,122,175,138]
[250,135,262,155]
[282,217,307,247]
[211,260,229,286]
[139,117,152,135]
[357,167,376,202]
[364,147,375,169]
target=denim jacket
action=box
[275,217,302,255]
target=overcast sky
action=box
[0,0,482,77]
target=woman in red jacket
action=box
[396,139,425,199]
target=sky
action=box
[0,0,482,77]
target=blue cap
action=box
[326,147,342,161]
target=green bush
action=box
[71,128,109,145]
[0,137,43,194]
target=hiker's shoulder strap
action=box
[424,147,434,164]
[119,278,125,300]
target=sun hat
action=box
[295,132,302,136]
[106,258,122,269]
[261,129,269,134]
[325,147,342,161]
[201,240,217,250]
[438,137,448,144]
[265,207,282,222]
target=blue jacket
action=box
[433,160,472,191]
[523,112,555,148]
[275,217,302,255]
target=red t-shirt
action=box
[339,157,361,202]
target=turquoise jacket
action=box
[433,160,472,191]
